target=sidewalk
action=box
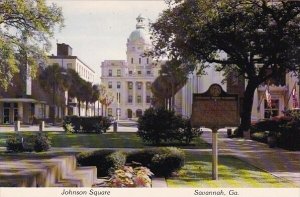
[201,129,300,186]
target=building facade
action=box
[176,65,299,123]
[101,15,160,119]
[48,43,97,117]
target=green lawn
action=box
[0,132,210,149]
[167,151,296,188]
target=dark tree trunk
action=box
[98,101,100,116]
[85,101,88,116]
[78,100,81,116]
[237,80,258,137]
[101,104,104,116]
[94,102,96,116]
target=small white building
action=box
[101,15,160,119]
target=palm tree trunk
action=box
[78,100,81,116]
[85,101,88,116]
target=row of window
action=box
[75,62,94,82]
[130,57,149,65]
[111,92,151,104]
[108,81,151,89]
[108,69,152,77]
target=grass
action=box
[166,151,296,188]
[0,131,210,149]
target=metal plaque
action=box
[191,84,239,128]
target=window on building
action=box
[137,70,142,75]
[146,96,151,103]
[117,92,121,103]
[129,70,133,75]
[137,82,142,90]
[264,99,279,118]
[139,58,141,64]
[147,58,149,64]
[131,58,133,64]
[146,82,151,89]
[108,81,112,89]
[108,69,112,76]
[128,95,133,103]
[137,95,142,103]
[117,69,121,77]
[128,82,133,90]
[117,81,121,89]
[146,70,151,75]
[67,63,72,69]
[108,108,112,116]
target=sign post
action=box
[191,84,239,180]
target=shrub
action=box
[106,166,153,187]
[150,147,185,177]
[126,147,185,177]
[137,107,198,145]
[6,135,24,152]
[63,116,112,133]
[63,122,74,134]
[76,150,126,177]
[33,133,51,152]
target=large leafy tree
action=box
[151,0,300,136]
[0,0,63,90]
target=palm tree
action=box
[91,84,100,116]
[99,84,108,116]
[152,60,189,110]
[39,63,67,123]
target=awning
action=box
[0,98,47,104]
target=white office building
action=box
[101,15,160,119]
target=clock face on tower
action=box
[209,84,222,97]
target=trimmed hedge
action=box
[63,116,112,133]
[126,147,185,177]
[76,150,126,177]
[137,108,200,145]
[250,115,300,150]
[5,133,50,152]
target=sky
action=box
[48,0,168,82]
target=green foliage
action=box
[5,133,49,152]
[76,150,126,177]
[63,123,74,134]
[6,135,25,152]
[151,0,300,134]
[63,116,112,133]
[126,147,185,177]
[137,107,200,145]
[251,116,300,150]
[33,133,51,152]
[0,0,64,90]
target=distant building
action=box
[48,43,97,116]
[101,15,161,119]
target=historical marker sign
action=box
[191,84,240,128]
[191,84,239,180]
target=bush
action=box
[137,107,199,145]
[63,122,74,134]
[6,135,24,152]
[76,150,126,177]
[106,166,153,187]
[5,133,49,152]
[33,133,51,152]
[63,116,112,133]
[126,147,185,177]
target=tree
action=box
[152,59,189,110]
[39,63,67,122]
[91,84,101,116]
[0,0,63,90]
[151,0,300,136]
[98,84,114,117]
[81,80,93,116]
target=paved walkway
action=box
[201,129,300,186]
